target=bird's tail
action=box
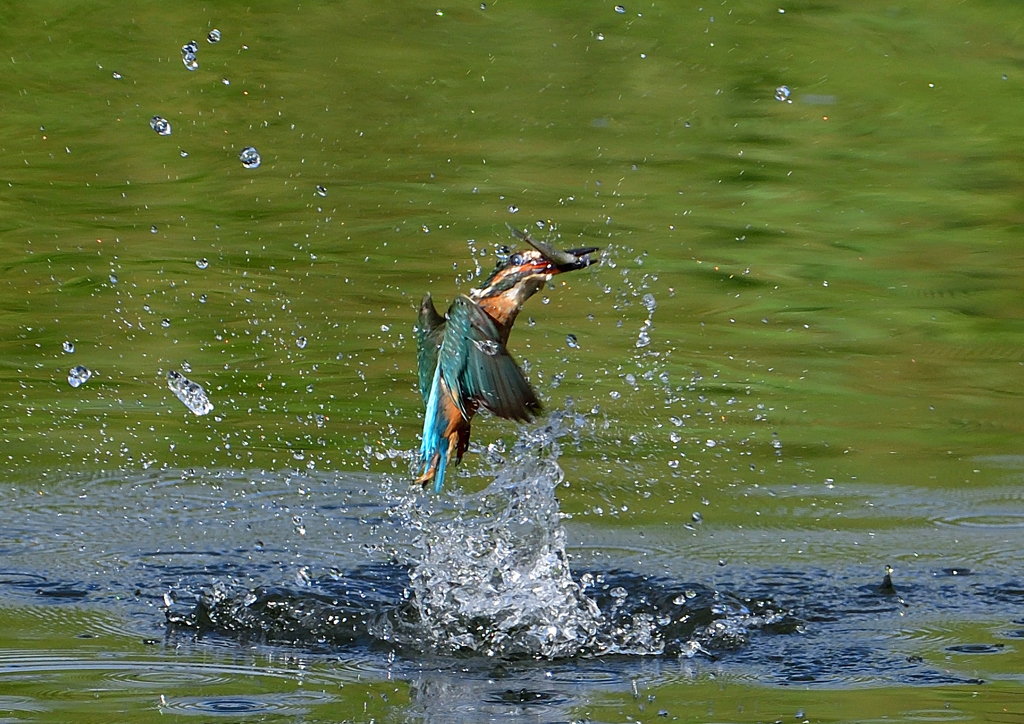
[416,364,450,492]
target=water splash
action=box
[167,413,794,660]
[374,425,602,658]
[167,369,214,416]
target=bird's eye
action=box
[509,253,523,266]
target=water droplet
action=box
[221,77,230,85]
[296,336,308,349]
[775,85,791,102]
[641,292,657,315]
[615,4,626,12]
[692,511,703,523]
[566,333,579,349]
[207,28,221,43]
[596,32,605,40]
[150,116,172,136]
[316,184,327,197]
[112,71,122,79]
[196,258,209,269]
[179,150,189,157]
[167,369,214,415]
[161,318,171,328]
[635,329,651,348]
[68,365,92,388]
[239,146,261,169]
[181,41,199,71]
[610,586,628,599]
[198,294,207,303]
[474,339,500,356]
[108,273,118,285]
[609,390,621,399]
[150,225,158,233]
[705,439,716,448]
[62,341,75,354]
[507,204,519,214]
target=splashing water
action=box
[168,412,794,660]
[374,423,602,658]
[370,411,792,659]
[150,116,171,136]
[239,146,261,169]
[167,369,214,416]
[68,365,91,388]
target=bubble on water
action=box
[566,333,579,349]
[150,116,172,136]
[775,85,791,102]
[161,318,171,328]
[62,341,75,354]
[507,205,519,214]
[296,336,308,349]
[196,258,209,269]
[615,4,626,12]
[239,146,261,169]
[316,184,327,197]
[181,41,199,71]
[207,28,221,43]
[167,369,214,416]
[68,365,91,388]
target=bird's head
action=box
[470,225,599,306]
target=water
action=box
[239,146,261,169]
[67,365,91,388]
[181,40,198,71]
[148,115,171,136]
[166,369,214,416]
[3,0,1024,720]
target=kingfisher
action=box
[415,225,598,491]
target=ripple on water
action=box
[159,691,333,717]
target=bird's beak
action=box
[506,224,600,272]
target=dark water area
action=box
[3,430,1024,722]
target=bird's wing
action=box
[416,294,446,407]
[440,295,540,422]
